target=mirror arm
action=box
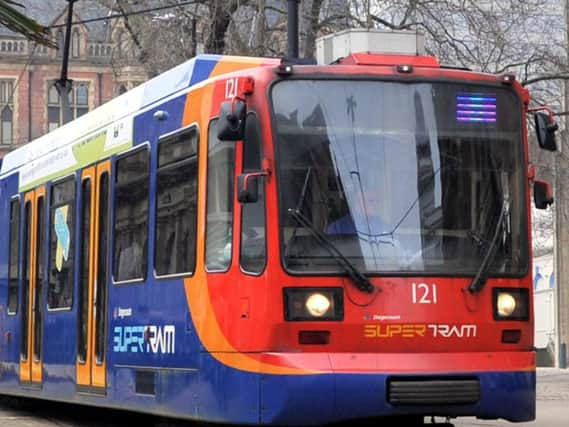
[527,163,536,182]
[230,95,246,113]
[242,170,270,188]
[227,96,247,128]
[527,105,554,116]
[528,106,558,131]
[262,158,272,179]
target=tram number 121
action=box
[412,283,438,304]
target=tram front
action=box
[267,75,535,423]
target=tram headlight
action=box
[284,288,344,321]
[497,293,516,316]
[493,288,529,321]
[306,293,331,317]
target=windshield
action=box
[272,80,527,275]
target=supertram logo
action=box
[364,324,477,339]
[113,325,176,354]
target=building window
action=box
[47,82,90,131]
[71,29,80,58]
[47,85,59,132]
[0,80,14,145]
[56,29,64,57]
[116,31,129,59]
[34,42,48,55]
[1,106,12,145]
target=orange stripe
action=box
[181,85,315,375]
[210,56,275,78]
[218,351,534,374]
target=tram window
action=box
[95,172,110,362]
[21,201,31,360]
[240,113,267,274]
[48,177,76,309]
[155,127,198,276]
[114,148,149,282]
[7,198,20,314]
[206,119,235,271]
[158,128,198,166]
[78,178,91,363]
[34,196,45,360]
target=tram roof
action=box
[0,54,278,178]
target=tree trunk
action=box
[253,0,267,56]
[304,0,324,59]
[206,0,247,54]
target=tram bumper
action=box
[258,351,535,425]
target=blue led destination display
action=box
[456,94,497,123]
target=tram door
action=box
[20,187,46,385]
[76,161,110,391]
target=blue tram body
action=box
[0,51,541,425]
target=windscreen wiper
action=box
[468,199,508,294]
[287,208,375,294]
[285,168,312,258]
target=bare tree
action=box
[342,0,563,254]
[204,0,252,53]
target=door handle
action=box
[92,280,97,306]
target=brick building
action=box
[0,0,148,158]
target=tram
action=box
[0,35,557,425]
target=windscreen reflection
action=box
[272,80,527,275]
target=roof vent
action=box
[316,29,426,65]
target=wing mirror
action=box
[534,111,558,151]
[218,97,247,141]
[534,180,554,209]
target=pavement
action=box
[449,368,569,426]
[536,367,569,400]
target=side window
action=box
[205,119,235,271]
[113,148,149,282]
[8,198,19,314]
[34,195,46,358]
[21,200,31,358]
[95,171,110,362]
[155,127,199,276]
[48,178,75,309]
[240,113,267,273]
[78,178,91,362]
